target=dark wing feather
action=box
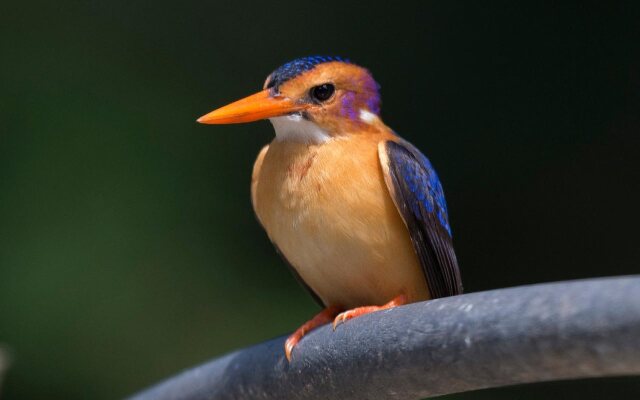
[379,139,463,298]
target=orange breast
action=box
[252,133,430,308]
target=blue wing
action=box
[379,139,463,298]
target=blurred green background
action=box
[1,1,639,399]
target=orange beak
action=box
[197,89,309,124]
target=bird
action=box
[197,56,463,361]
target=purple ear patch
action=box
[266,56,349,91]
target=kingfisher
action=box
[197,56,463,361]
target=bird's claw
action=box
[284,306,342,362]
[332,310,352,330]
[331,294,408,331]
[284,336,297,362]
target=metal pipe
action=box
[129,276,640,400]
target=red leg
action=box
[285,306,342,361]
[333,294,407,330]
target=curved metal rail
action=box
[130,276,640,399]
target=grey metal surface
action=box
[129,276,640,400]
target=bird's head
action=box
[197,56,382,143]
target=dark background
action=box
[1,1,639,399]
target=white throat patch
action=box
[269,114,331,144]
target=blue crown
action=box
[266,56,350,91]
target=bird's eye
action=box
[310,83,335,102]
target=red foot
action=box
[333,294,407,330]
[285,306,341,362]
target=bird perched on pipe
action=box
[198,56,463,361]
